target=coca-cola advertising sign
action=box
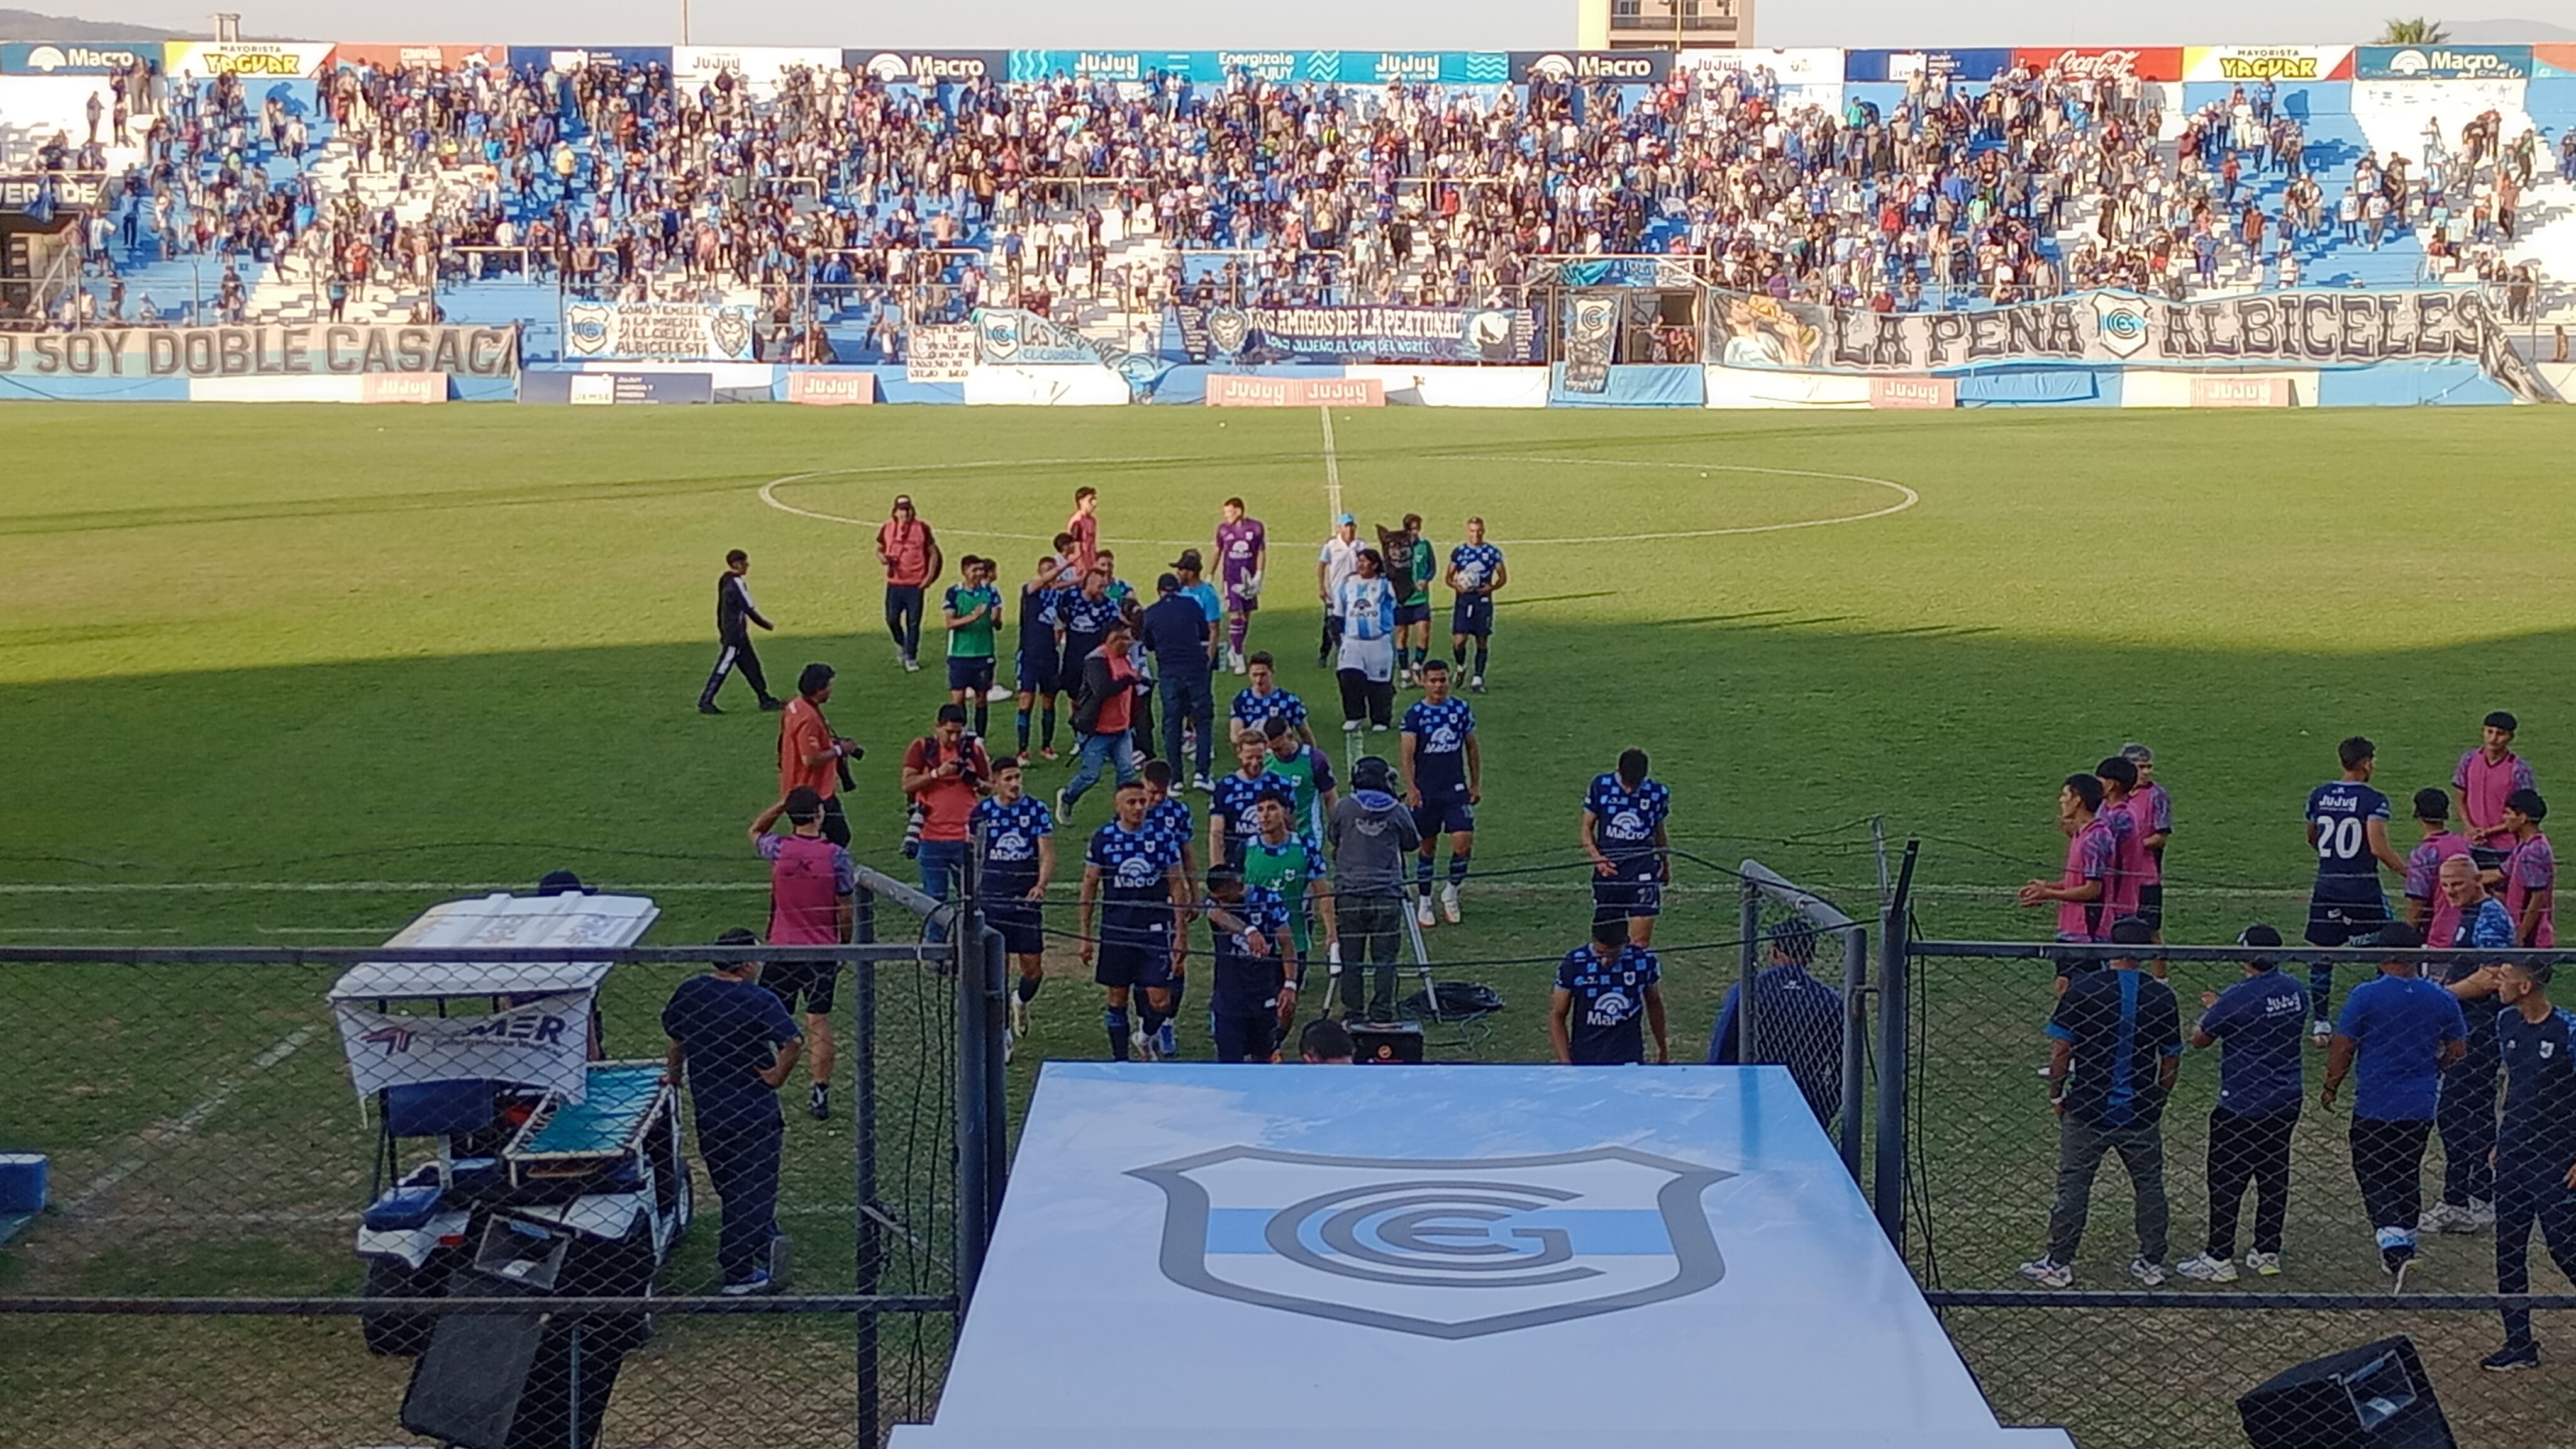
[2012,47,2184,82]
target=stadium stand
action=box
[4,43,2573,364]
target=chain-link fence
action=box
[1890,926,2576,1447]
[0,870,996,1449]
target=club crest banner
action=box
[564,301,755,362]
[1174,304,1537,365]
[335,993,592,1101]
[1710,289,2548,401]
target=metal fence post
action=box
[953,923,989,1310]
[1873,840,1919,1248]
[1837,921,1868,1179]
[1736,872,1760,1065]
[979,925,1008,1225]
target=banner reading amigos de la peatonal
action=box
[0,323,520,378]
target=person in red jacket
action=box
[874,495,943,672]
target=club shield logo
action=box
[2092,291,2153,358]
[1131,1145,1731,1338]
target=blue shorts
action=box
[1414,793,1475,837]
[2305,882,2389,948]
[1452,594,1494,637]
[948,656,996,694]
[1592,857,1662,919]
[1096,914,1173,990]
[1016,646,1060,694]
[1395,602,1431,627]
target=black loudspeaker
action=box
[1351,1020,1424,1063]
[402,1309,625,1449]
[2236,1336,2457,1449]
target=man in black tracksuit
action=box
[700,549,784,714]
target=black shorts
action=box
[948,657,996,694]
[2305,888,2389,948]
[1016,647,1060,694]
[1452,594,1494,638]
[1394,602,1431,627]
[2134,882,2163,932]
[1413,794,1475,837]
[763,960,840,1016]
[1592,860,1663,920]
[986,905,1044,958]
[1096,916,1173,990]
[1213,1012,1278,1064]
[2471,845,2511,875]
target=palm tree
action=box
[2376,17,2451,43]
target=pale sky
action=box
[74,0,2576,49]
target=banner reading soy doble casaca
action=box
[1709,288,2550,400]
[0,324,520,378]
[1172,303,1538,365]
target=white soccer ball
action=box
[1457,563,1487,591]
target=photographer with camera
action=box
[902,703,991,944]
[779,663,863,848]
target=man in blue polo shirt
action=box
[1709,919,1843,1129]
[2177,924,2307,1282]
[2021,918,2182,1289]
[662,929,802,1294]
[2321,921,2468,1281]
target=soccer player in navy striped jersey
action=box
[1078,780,1189,1062]
[2306,736,2409,1042]
[972,759,1055,1050]
[1141,758,1201,1058]
[1446,518,1506,694]
[1014,553,1068,763]
[1583,749,1671,947]
[1229,652,1314,747]
[1402,660,1480,927]
[1211,731,1294,869]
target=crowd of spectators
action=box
[18,51,2571,336]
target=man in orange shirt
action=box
[780,663,863,847]
[874,496,942,674]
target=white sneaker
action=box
[2468,1198,2498,1230]
[2174,1253,2238,1284]
[1054,788,1072,824]
[2245,1251,2283,1277]
[2310,1019,2331,1046]
[2016,1258,2073,1289]
[1191,774,1213,792]
[1440,881,1461,924]
[2128,1258,2168,1287]
[1370,722,1389,733]
[1130,1024,1156,1062]
[2420,1202,2472,1234]
[1342,719,1363,733]
[1415,894,1436,928]
[1010,996,1029,1038]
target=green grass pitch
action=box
[7,401,2576,1445]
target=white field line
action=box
[1318,406,1344,524]
[60,1026,314,1212]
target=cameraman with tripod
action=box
[902,703,991,943]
